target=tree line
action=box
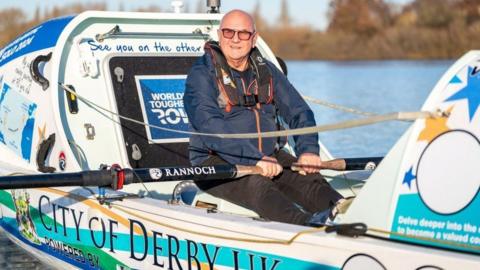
[264,0,480,60]
[1,0,479,60]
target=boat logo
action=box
[59,151,66,171]
[149,168,163,179]
[11,190,41,245]
[364,161,377,171]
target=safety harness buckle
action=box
[243,94,259,107]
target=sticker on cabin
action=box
[59,151,66,171]
[391,60,480,254]
[0,82,37,161]
[135,75,189,143]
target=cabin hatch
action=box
[108,55,199,168]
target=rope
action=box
[302,95,376,117]
[59,83,438,140]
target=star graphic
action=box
[37,123,46,144]
[417,106,452,142]
[450,75,462,84]
[402,167,416,189]
[445,66,480,121]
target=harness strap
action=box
[204,41,273,110]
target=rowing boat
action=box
[0,4,479,270]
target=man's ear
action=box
[252,32,258,48]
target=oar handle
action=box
[291,157,383,172]
[235,165,263,178]
[292,159,347,172]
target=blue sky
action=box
[0,0,413,30]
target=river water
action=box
[288,60,453,158]
[0,59,453,269]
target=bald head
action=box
[217,9,258,71]
[220,10,256,33]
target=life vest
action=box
[204,41,274,112]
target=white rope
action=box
[302,95,376,117]
[59,83,437,139]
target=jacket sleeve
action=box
[183,65,264,165]
[269,63,320,156]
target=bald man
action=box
[184,10,344,226]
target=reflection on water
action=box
[0,60,453,268]
[0,230,51,269]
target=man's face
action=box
[218,12,257,65]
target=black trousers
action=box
[196,151,343,225]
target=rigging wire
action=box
[59,83,441,139]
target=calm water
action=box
[0,60,453,269]
[288,60,453,158]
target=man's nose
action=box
[232,32,240,42]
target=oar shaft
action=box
[0,170,114,189]
[342,157,383,170]
[0,165,247,190]
[127,165,237,184]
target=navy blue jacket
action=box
[184,53,320,166]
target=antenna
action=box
[206,0,221,13]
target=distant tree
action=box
[457,0,480,25]
[195,0,204,13]
[0,8,26,45]
[413,0,455,28]
[134,5,162,12]
[252,0,267,31]
[279,0,291,28]
[184,1,190,13]
[118,2,125,12]
[328,0,391,36]
[33,6,40,22]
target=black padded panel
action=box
[109,56,199,168]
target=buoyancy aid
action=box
[204,41,274,112]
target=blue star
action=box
[402,167,416,189]
[445,66,480,121]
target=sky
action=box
[0,0,414,30]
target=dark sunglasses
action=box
[220,28,255,41]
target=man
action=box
[184,10,343,226]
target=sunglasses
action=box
[220,28,255,41]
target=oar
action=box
[291,157,383,172]
[0,157,382,190]
[0,165,263,190]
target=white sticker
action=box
[149,168,163,180]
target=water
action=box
[0,60,453,268]
[287,60,453,158]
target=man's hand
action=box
[296,153,322,175]
[256,156,283,178]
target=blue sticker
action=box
[0,83,37,161]
[445,66,480,121]
[0,16,74,67]
[136,75,189,143]
[392,193,480,254]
